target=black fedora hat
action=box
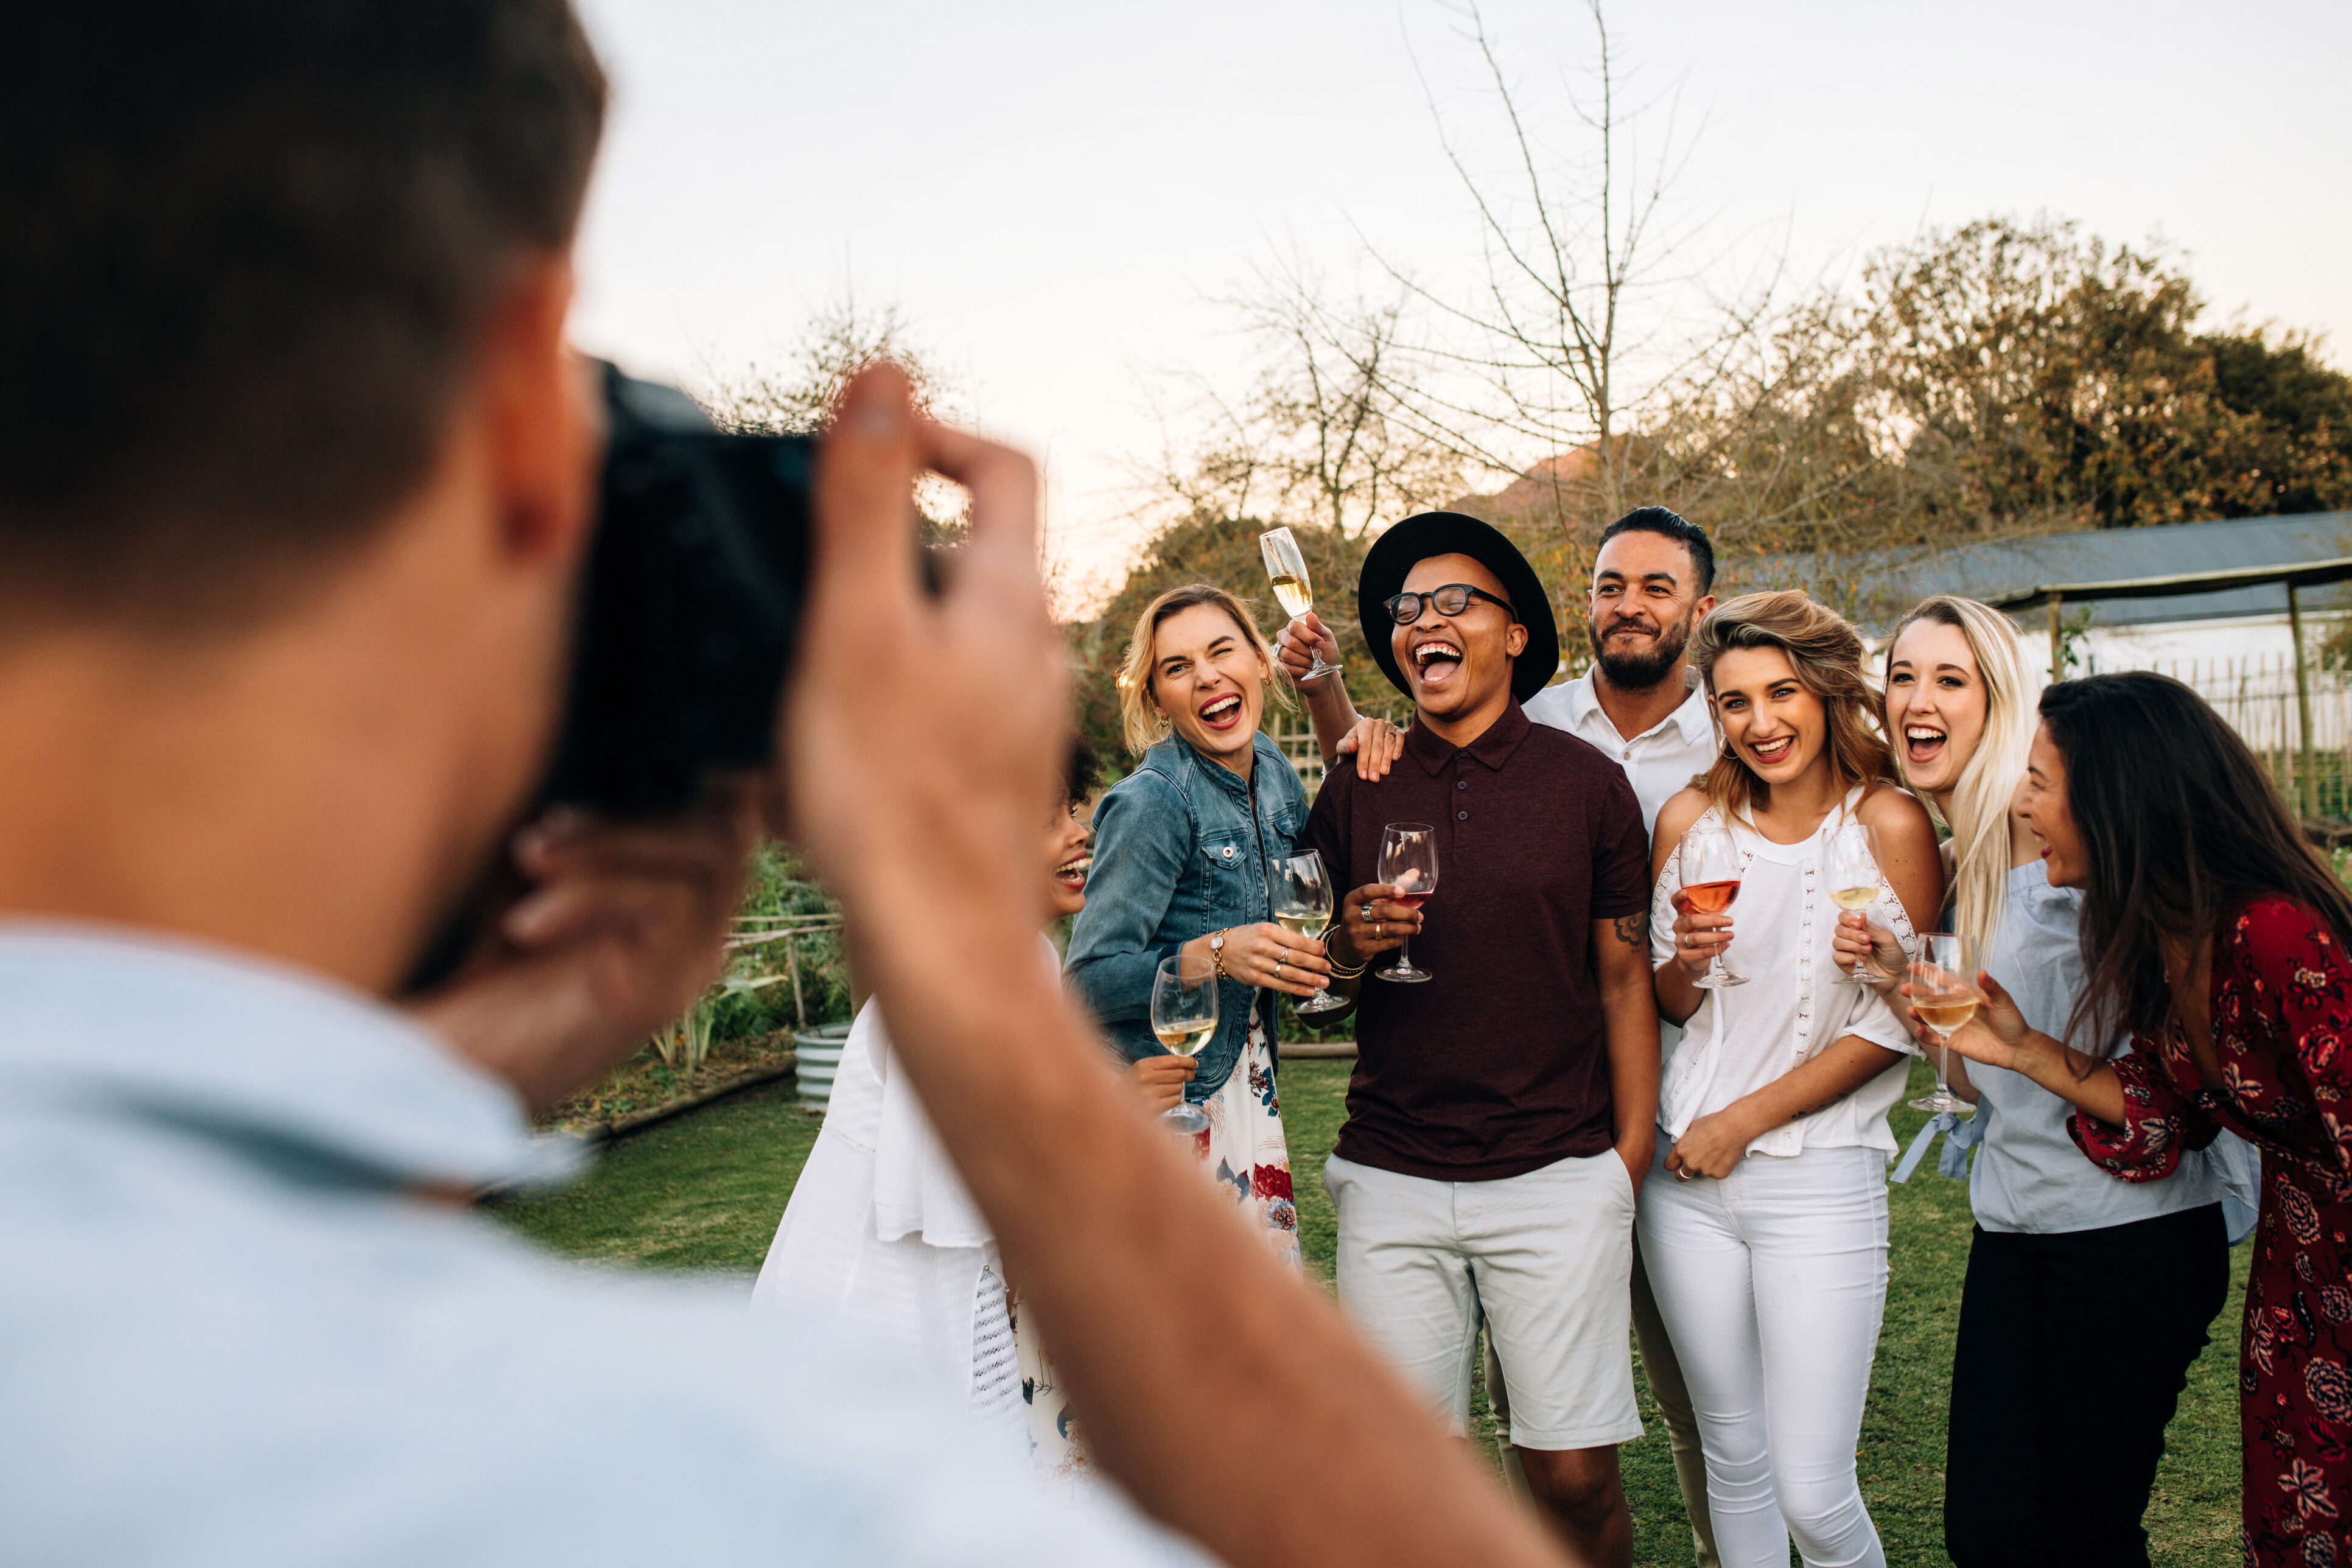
[1357,511,1558,706]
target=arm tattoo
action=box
[1612,910,1650,948]
[1786,1089,1853,1124]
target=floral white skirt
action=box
[1012,1017,1298,1490]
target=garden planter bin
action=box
[792,1023,855,1111]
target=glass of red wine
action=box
[1374,821,1439,984]
[1678,824,1748,989]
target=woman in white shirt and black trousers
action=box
[1649,590,1944,1568]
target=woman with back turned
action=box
[1941,672,2352,1568]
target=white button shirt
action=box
[1523,670,1715,839]
[1524,668,1717,1064]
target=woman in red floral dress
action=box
[1941,671,2352,1568]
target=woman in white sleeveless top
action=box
[1646,591,1944,1568]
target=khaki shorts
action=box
[1323,1148,1642,1451]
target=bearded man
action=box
[1522,508,1718,836]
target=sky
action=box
[568,0,2352,612]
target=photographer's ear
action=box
[477,253,597,568]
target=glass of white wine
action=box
[1824,822,1883,987]
[1150,953,1219,1135]
[1908,932,1979,1115]
[1273,851,1343,1015]
[1260,527,1337,684]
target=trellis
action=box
[646,907,847,1076]
[1992,557,2352,820]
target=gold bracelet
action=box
[1326,953,1369,979]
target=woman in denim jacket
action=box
[1068,584,1331,1262]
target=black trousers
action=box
[1944,1202,2228,1568]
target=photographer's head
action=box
[0,1,608,990]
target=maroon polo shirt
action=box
[1305,701,1650,1181]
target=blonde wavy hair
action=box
[1692,590,1895,822]
[1114,583,1292,757]
[1884,595,2034,966]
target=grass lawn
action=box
[494,1055,2250,1566]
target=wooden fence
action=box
[2134,653,2352,819]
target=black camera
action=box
[537,362,815,816]
[403,364,814,992]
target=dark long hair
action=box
[2043,672,2352,1049]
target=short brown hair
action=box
[0,0,607,626]
[1113,584,1290,757]
[1692,590,1894,820]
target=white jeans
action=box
[1636,1143,1889,1568]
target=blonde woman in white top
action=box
[1643,590,1943,1568]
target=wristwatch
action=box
[1208,928,1230,980]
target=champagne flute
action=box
[1260,527,1337,684]
[1150,953,1218,1135]
[1678,825,1748,989]
[1908,933,1979,1115]
[1824,822,1883,987]
[1374,822,1440,984]
[1274,850,1344,1015]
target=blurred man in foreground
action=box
[0,4,1569,1566]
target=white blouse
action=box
[1650,791,1922,1159]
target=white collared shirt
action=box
[1524,669,1715,839]
[1525,669,1717,1065]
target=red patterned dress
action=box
[2069,897,2352,1567]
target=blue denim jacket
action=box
[1066,732,1307,1102]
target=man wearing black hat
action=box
[1303,513,1659,1565]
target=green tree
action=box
[1068,513,1393,773]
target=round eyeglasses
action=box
[1382,583,1517,625]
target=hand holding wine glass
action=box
[1261,527,1337,685]
[1272,610,1343,690]
[1150,954,1218,1135]
[1906,933,1979,1115]
[1931,970,2035,1074]
[1823,822,1884,987]
[1373,822,1440,983]
[1676,825,1746,989]
[1275,852,1345,1015]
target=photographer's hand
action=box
[408,786,758,1111]
[777,368,1566,1568]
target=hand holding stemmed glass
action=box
[1670,825,1747,989]
[1372,822,1438,983]
[1150,954,1219,1135]
[1334,824,1440,984]
[1823,822,1895,988]
[1905,933,1981,1115]
[1261,527,1337,686]
[1274,852,1345,1015]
